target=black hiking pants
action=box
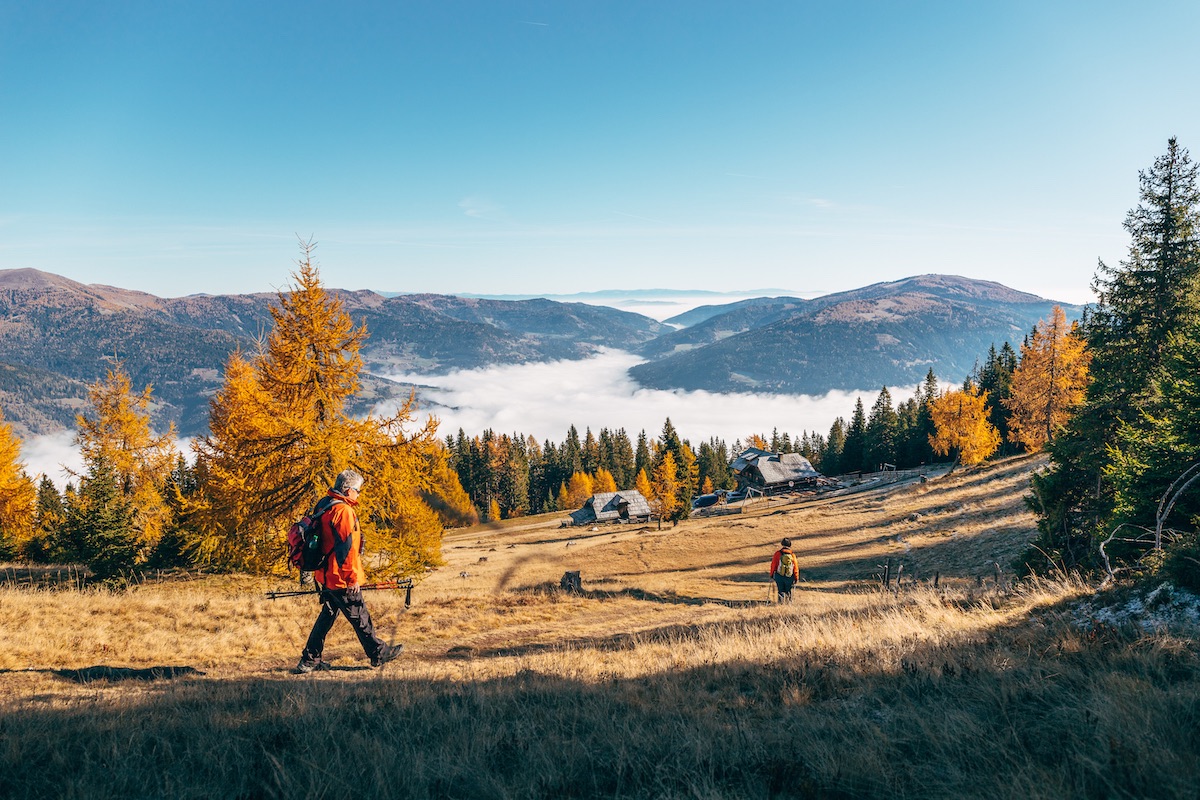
[773,573,795,603]
[302,587,386,662]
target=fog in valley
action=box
[20,350,910,488]
[22,432,87,490]
[383,349,896,450]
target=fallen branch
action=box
[1155,462,1200,550]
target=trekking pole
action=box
[365,579,415,607]
[266,579,414,607]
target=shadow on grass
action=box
[0,665,206,683]
[572,585,768,609]
[799,523,1034,587]
[508,580,773,610]
[58,665,207,683]
[520,526,655,547]
[4,589,1197,800]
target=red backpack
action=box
[285,497,341,572]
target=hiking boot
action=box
[371,643,404,668]
[293,657,333,674]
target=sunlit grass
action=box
[2,455,1197,798]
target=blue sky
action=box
[3,1,1199,305]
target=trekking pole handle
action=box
[265,589,319,600]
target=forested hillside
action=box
[0,270,665,436]
[631,275,1079,394]
[0,361,88,434]
[0,268,1073,438]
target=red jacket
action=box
[770,547,799,580]
[314,490,366,590]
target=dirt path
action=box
[400,454,1046,659]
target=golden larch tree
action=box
[651,450,681,521]
[929,387,1001,466]
[1004,306,1091,451]
[592,468,617,494]
[677,441,699,500]
[74,365,178,557]
[425,453,479,528]
[634,468,653,502]
[565,471,595,509]
[0,407,36,556]
[190,242,456,575]
[354,413,456,575]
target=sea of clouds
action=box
[21,349,908,486]
[379,349,900,447]
[21,431,86,488]
[15,287,915,487]
[21,435,198,491]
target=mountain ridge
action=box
[0,269,1080,438]
[629,274,1081,395]
[0,269,666,437]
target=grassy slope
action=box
[2,454,1198,799]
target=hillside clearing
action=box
[3,453,1198,799]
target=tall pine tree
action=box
[842,398,868,474]
[864,387,898,470]
[1030,139,1200,573]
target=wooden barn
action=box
[569,490,653,525]
[730,447,827,495]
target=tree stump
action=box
[560,570,582,593]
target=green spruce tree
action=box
[62,456,138,580]
[1029,138,1200,574]
[865,387,898,471]
[842,398,868,474]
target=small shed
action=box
[570,490,653,526]
[730,447,824,494]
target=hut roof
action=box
[731,447,821,486]
[569,490,653,525]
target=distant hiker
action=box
[770,537,800,603]
[294,469,402,673]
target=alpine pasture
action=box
[3,454,1198,799]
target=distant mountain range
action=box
[0,268,1080,438]
[0,269,665,437]
[409,287,819,322]
[629,274,1081,395]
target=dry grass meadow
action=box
[3,453,1199,798]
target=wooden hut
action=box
[569,490,653,525]
[730,447,826,494]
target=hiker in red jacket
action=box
[294,469,402,673]
[770,537,800,603]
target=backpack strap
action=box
[310,496,344,574]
